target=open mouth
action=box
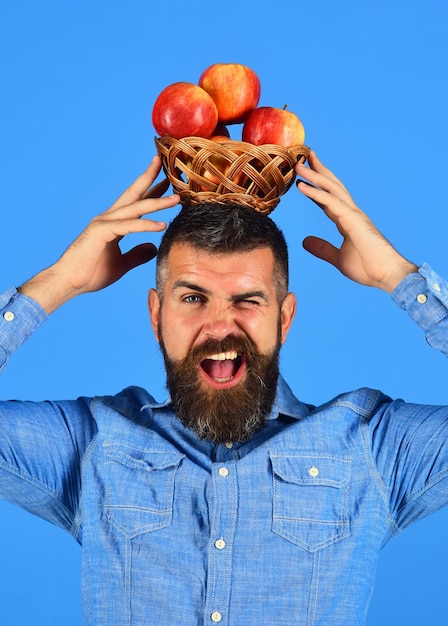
[199,351,246,389]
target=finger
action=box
[142,177,171,199]
[134,193,180,217]
[109,156,164,211]
[296,151,353,203]
[296,164,354,207]
[102,192,180,223]
[302,235,339,267]
[121,243,158,275]
[295,179,326,210]
[85,215,167,250]
[296,177,340,212]
[296,178,361,231]
[307,151,347,189]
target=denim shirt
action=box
[1,263,448,625]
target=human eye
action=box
[182,294,205,304]
[233,291,268,309]
[236,297,262,309]
[242,298,260,305]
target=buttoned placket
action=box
[205,460,238,625]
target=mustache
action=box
[187,334,259,364]
[158,324,281,443]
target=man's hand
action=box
[296,151,418,293]
[19,157,179,313]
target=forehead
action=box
[164,243,277,293]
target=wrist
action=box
[18,265,79,314]
[381,260,419,293]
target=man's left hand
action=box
[296,152,418,293]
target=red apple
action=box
[210,122,230,139]
[242,106,305,147]
[200,154,229,190]
[200,137,246,191]
[152,82,218,139]
[199,63,261,125]
[209,135,231,142]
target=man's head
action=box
[156,202,290,304]
[148,202,296,443]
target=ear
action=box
[280,292,296,344]
[148,288,161,342]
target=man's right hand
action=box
[18,157,179,314]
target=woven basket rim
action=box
[155,136,310,215]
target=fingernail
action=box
[297,180,317,189]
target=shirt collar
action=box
[267,374,312,421]
[139,374,312,422]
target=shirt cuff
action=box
[0,289,48,373]
[391,263,448,355]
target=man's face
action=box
[148,243,296,443]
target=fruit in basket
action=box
[199,136,246,191]
[210,123,230,140]
[152,82,218,139]
[210,134,231,142]
[199,63,261,125]
[201,154,229,190]
[242,106,305,147]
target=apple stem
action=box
[283,104,288,110]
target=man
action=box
[1,151,447,625]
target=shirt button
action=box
[211,611,222,622]
[215,538,226,550]
[225,442,233,449]
[3,311,15,322]
[218,467,229,477]
[434,283,441,292]
[309,466,319,478]
[416,293,428,304]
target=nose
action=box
[202,300,238,341]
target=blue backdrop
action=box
[1,1,447,623]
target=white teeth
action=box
[208,351,238,361]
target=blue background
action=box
[1,0,447,623]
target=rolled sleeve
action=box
[392,263,448,355]
[0,288,48,373]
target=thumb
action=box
[302,236,339,268]
[122,243,158,275]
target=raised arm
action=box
[18,156,179,314]
[295,151,418,293]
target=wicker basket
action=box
[155,136,310,215]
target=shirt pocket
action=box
[270,453,351,553]
[104,445,185,538]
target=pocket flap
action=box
[270,454,351,488]
[105,446,184,472]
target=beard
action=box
[158,327,281,444]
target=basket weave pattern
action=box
[155,136,310,214]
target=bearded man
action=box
[150,201,295,444]
[1,152,448,626]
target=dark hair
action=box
[156,202,289,301]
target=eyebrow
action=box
[171,280,269,303]
[171,280,211,295]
